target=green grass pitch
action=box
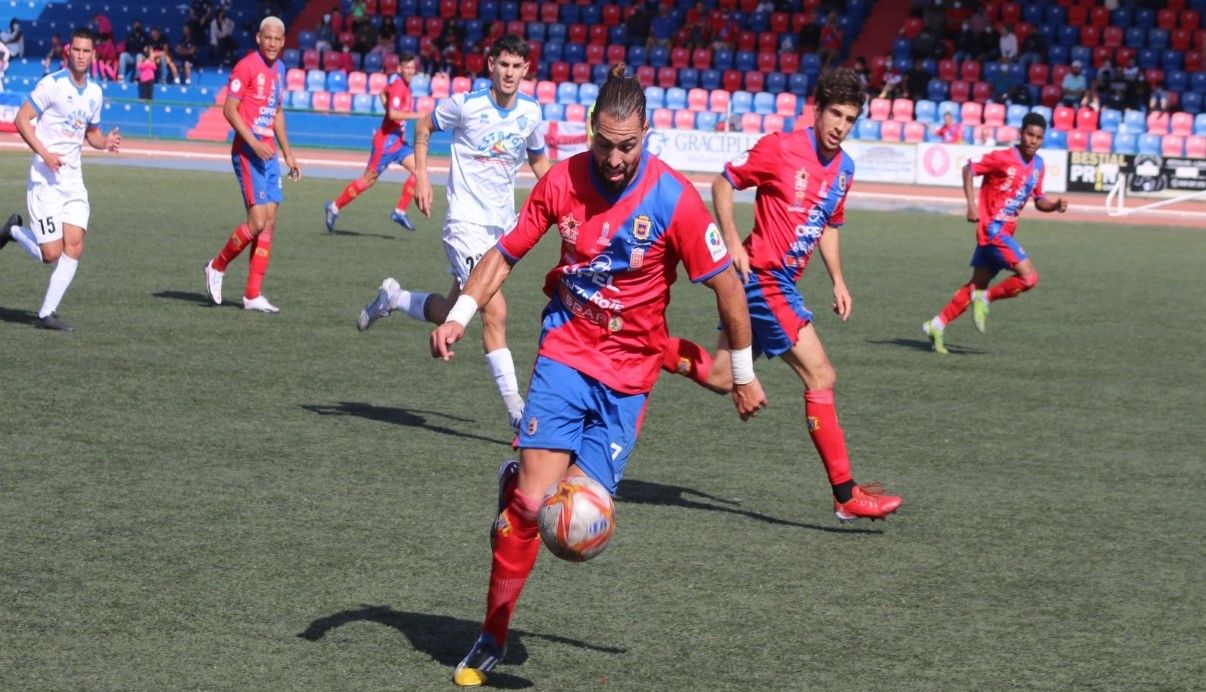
[1,154,1202,690]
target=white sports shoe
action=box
[203,261,224,305]
[503,393,525,432]
[357,277,400,332]
[242,295,280,313]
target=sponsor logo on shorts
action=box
[526,417,538,435]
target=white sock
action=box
[39,254,78,317]
[931,316,946,330]
[327,200,339,213]
[485,348,520,397]
[11,225,43,261]
[395,290,429,322]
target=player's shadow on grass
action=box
[152,290,224,307]
[298,604,626,688]
[328,228,398,240]
[868,337,985,355]
[301,401,509,446]
[0,306,36,325]
[616,479,882,534]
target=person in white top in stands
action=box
[0,27,121,332]
[355,34,550,433]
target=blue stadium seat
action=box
[592,64,610,83]
[1192,73,1206,95]
[399,34,419,53]
[1030,105,1052,125]
[765,72,786,94]
[499,1,518,21]
[678,68,699,89]
[1070,46,1092,66]
[926,78,948,102]
[1125,27,1147,49]
[542,103,564,121]
[609,25,626,45]
[578,83,599,105]
[290,90,311,109]
[1059,25,1079,47]
[788,73,809,96]
[352,94,375,114]
[1099,108,1122,132]
[1138,133,1161,154]
[665,87,687,110]
[305,69,326,92]
[1161,50,1182,71]
[1183,91,1203,115]
[1047,45,1068,65]
[1006,104,1028,128]
[1148,29,1168,51]
[298,31,316,50]
[420,0,439,16]
[857,119,881,140]
[527,22,546,43]
[1044,129,1066,149]
[564,43,585,64]
[752,91,775,115]
[628,45,647,66]
[712,48,733,70]
[915,99,938,124]
[580,4,601,24]
[546,24,566,42]
[479,0,497,20]
[801,53,821,76]
[410,73,431,96]
[326,71,348,93]
[1137,48,1159,69]
[1167,70,1188,92]
[892,37,911,62]
[644,86,665,109]
[1023,4,1043,24]
[734,51,756,73]
[1046,4,1066,25]
[282,49,300,68]
[650,45,669,68]
[543,40,564,63]
[1113,132,1138,154]
[473,78,491,91]
[700,69,721,90]
[559,4,578,22]
[556,82,578,105]
[1134,8,1155,30]
[1112,7,1132,28]
[1120,109,1146,133]
[730,91,753,114]
[1194,113,1206,136]
[939,100,960,122]
[400,0,418,16]
[695,111,719,130]
[363,52,383,73]
[748,11,769,32]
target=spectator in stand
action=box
[650,5,675,47]
[0,41,9,91]
[975,23,999,62]
[1,18,23,58]
[936,111,962,143]
[1005,80,1032,107]
[968,5,989,35]
[1060,60,1087,107]
[1149,80,1170,113]
[818,11,843,68]
[137,45,157,100]
[315,12,335,52]
[956,22,977,60]
[625,4,652,47]
[41,33,63,74]
[376,17,397,55]
[92,30,119,81]
[906,60,930,101]
[998,24,1017,61]
[210,8,237,67]
[93,14,113,43]
[912,24,939,61]
[853,55,871,95]
[349,0,368,20]
[188,1,212,41]
[120,21,148,82]
[352,17,376,54]
[1018,24,1045,72]
[175,24,198,84]
[989,56,1013,102]
[148,27,180,84]
[878,56,903,99]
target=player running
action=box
[660,69,902,523]
[355,34,549,431]
[430,63,767,687]
[324,51,422,233]
[202,16,300,313]
[0,27,121,332]
[922,112,1068,353]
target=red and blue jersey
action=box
[968,146,1046,244]
[498,151,732,394]
[723,128,854,283]
[226,50,284,155]
[379,76,413,138]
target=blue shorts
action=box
[971,234,1028,273]
[744,267,813,359]
[518,356,649,494]
[232,148,283,207]
[367,130,414,174]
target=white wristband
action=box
[446,294,479,328]
[730,346,755,385]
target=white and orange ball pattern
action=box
[538,475,616,562]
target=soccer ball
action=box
[538,475,616,562]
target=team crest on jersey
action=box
[836,171,847,194]
[558,213,579,243]
[254,72,266,99]
[608,316,623,332]
[596,222,613,247]
[230,78,242,93]
[792,168,809,210]
[632,214,652,242]
[630,247,645,268]
[517,115,528,130]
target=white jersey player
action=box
[0,28,120,331]
[355,33,550,432]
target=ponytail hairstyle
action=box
[590,62,646,130]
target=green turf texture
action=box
[1,154,1202,690]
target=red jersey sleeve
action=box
[968,149,1004,176]
[1032,159,1047,200]
[497,170,559,262]
[226,59,250,101]
[723,133,781,190]
[669,187,731,283]
[387,80,413,114]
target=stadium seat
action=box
[652,108,673,129]
[709,90,731,113]
[753,91,775,115]
[282,49,301,69]
[1195,113,1206,137]
[556,82,577,105]
[332,92,353,113]
[1183,91,1203,115]
[1186,136,1206,158]
[961,101,983,125]
[326,71,348,94]
[578,83,599,106]
[535,80,556,104]
[1044,129,1067,149]
[352,93,376,114]
[879,120,904,142]
[1138,133,1162,154]
[1089,130,1113,153]
[1162,134,1185,156]
[1066,129,1089,152]
[368,73,390,96]
[450,76,471,94]
[730,91,753,115]
[868,98,891,121]
[1052,105,1076,131]
[659,87,683,111]
[722,70,743,93]
[310,91,332,111]
[290,90,311,109]
[1170,112,1194,136]
[674,108,695,130]
[635,65,654,88]
[305,69,326,92]
[1099,108,1123,133]
[949,80,970,102]
[914,99,938,124]
[655,67,676,89]
[701,70,721,91]
[983,103,1006,127]
[347,71,368,95]
[1147,111,1170,136]
[643,86,665,109]
[763,114,785,133]
[960,60,981,82]
[775,93,798,117]
[903,121,927,143]
[741,113,762,133]
[696,111,720,131]
[678,68,700,90]
[572,63,592,84]
[1113,132,1139,155]
[1076,107,1099,132]
[857,119,881,140]
[788,73,809,96]
[1005,104,1028,128]
[286,68,306,92]
[745,71,765,93]
[564,104,586,123]
[542,102,564,121]
[322,51,345,73]
[891,98,914,121]
[1119,109,1146,134]
[686,88,708,112]
[429,74,450,99]
[972,81,993,102]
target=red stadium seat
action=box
[995,126,1019,144]
[949,80,970,102]
[607,44,626,65]
[960,60,981,82]
[1171,112,1194,136]
[286,68,305,91]
[763,113,785,133]
[1066,129,1089,152]
[310,90,331,111]
[1162,134,1185,156]
[1182,10,1202,29]
[586,44,605,65]
[938,59,958,82]
[1147,111,1170,135]
[405,16,423,35]
[657,66,677,89]
[416,96,436,113]
[757,52,776,73]
[1050,64,1070,86]
[1093,47,1112,68]
[1157,8,1177,30]
[723,70,743,92]
[961,101,983,125]
[603,4,623,25]
[757,32,777,53]
[1076,107,1098,131]
[572,63,592,83]
[671,47,690,69]
[565,104,586,122]
[540,2,558,22]
[1089,130,1113,152]
[1080,26,1099,48]
[589,25,609,45]
[891,98,914,121]
[1001,3,1021,25]
[430,73,450,98]
[332,92,353,113]
[879,120,904,142]
[464,52,485,75]
[536,80,556,104]
[568,24,588,44]
[984,102,1006,126]
[652,108,673,129]
[770,11,789,34]
[779,52,799,74]
[688,88,709,112]
[302,49,320,71]
[1089,6,1110,28]
[520,1,537,22]
[347,71,368,94]
[428,18,446,36]
[900,17,923,39]
[380,0,399,16]
[709,89,731,113]
[692,48,713,71]
[744,70,764,92]
[776,93,798,116]
[741,112,762,132]
[451,76,472,94]
[1068,5,1087,25]
[1052,105,1075,130]
[460,0,477,18]
[1028,63,1048,85]
[1171,29,1192,51]
[368,72,389,95]
[519,79,535,97]
[1103,26,1122,48]
[1185,51,1202,73]
[636,65,655,88]
[736,31,756,52]
[903,120,927,142]
[868,97,891,121]
[972,81,992,102]
[1186,136,1206,158]
[1040,84,1062,107]
[322,51,344,72]
[674,108,695,129]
